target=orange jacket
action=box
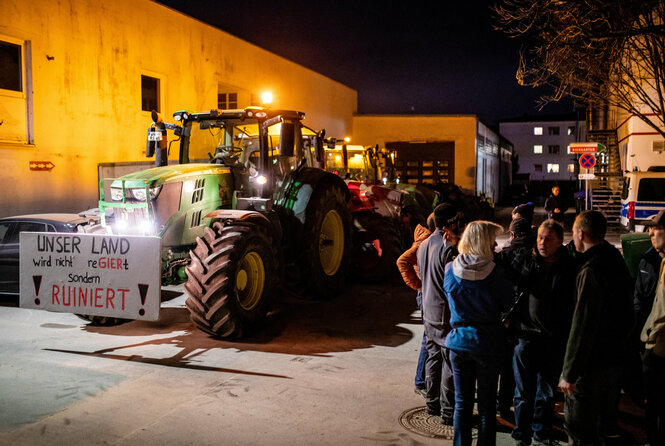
[396,224,432,291]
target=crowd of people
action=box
[397,202,665,446]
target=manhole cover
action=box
[398,407,478,440]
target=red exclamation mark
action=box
[33,276,42,305]
[137,283,149,316]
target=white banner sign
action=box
[19,233,161,320]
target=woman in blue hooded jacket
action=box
[444,220,514,446]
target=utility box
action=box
[621,232,652,278]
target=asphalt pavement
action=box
[0,206,644,445]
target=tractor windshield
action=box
[325,145,375,182]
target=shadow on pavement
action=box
[59,277,418,367]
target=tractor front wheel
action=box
[184,221,277,338]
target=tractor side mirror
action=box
[279,123,295,157]
[146,123,157,158]
[314,135,325,165]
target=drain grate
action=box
[398,407,477,440]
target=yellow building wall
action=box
[351,115,479,192]
[0,0,357,216]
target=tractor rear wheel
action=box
[299,185,351,299]
[184,221,277,338]
[351,213,402,282]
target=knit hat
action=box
[434,203,459,229]
[512,202,534,223]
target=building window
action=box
[548,126,560,135]
[548,145,560,154]
[141,75,160,112]
[218,92,238,109]
[533,145,543,154]
[0,40,22,92]
[547,163,560,173]
[0,36,33,144]
[568,163,575,173]
[568,126,576,135]
[534,126,543,135]
[534,164,543,172]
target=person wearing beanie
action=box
[512,203,535,225]
[417,202,460,425]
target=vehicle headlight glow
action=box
[256,175,267,185]
[116,218,128,231]
[139,219,153,234]
[110,187,124,201]
[130,186,162,201]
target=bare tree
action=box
[494,0,665,137]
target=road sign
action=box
[568,142,606,154]
[579,153,596,169]
[19,232,161,320]
[579,173,596,180]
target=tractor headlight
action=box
[110,187,124,201]
[131,186,162,201]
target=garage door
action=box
[386,142,455,185]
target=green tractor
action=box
[97,107,352,337]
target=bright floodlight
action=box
[257,175,267,185]
[261,91,273,105]
[344,137,351,142]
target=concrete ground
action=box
[0,207,644,445]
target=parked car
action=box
[0,214,94,294]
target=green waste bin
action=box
[621,232,652,279]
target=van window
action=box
[622,177,630,200]
[637,178,665,202]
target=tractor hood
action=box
[110,163,231,188]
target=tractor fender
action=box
[283,167,350,224]
[204,209,277,238]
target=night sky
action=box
[157,1,576,125]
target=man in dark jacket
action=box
[559,211,633,445]
[504,220,576,446]
[494,216,537,419]
[417,203,460,425]
[544,186,565,223]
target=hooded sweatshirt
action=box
[443,254,514,355]
[397,224,432,291]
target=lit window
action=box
[548,126,560,135]
[141,75,160,112]
[547,163,560,173]
[548,145,560,154]
[533,145,543,154]
[567,163,575,173]
[568,126,576,135]
[534,164,543,172]
[534,126,543,135]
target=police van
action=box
[621,169,665,230]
